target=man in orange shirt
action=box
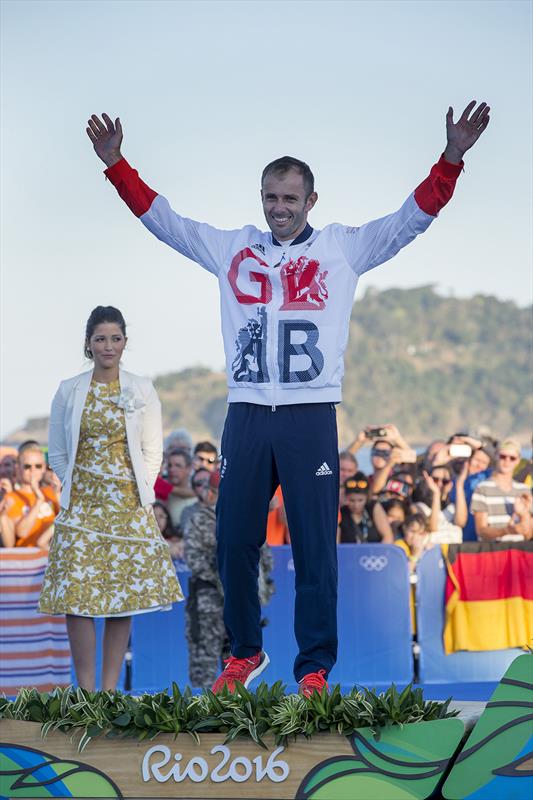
[5,443,59,548]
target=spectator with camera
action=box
[472,439,532,541]
[379,463,416,510]
[441,436,494,541]
[414,466,463,543]
[360,425,417,497]
[338,473,393,544]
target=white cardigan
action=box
[48,368,163,509]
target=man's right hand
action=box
[86,113,123,167]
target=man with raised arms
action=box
[87,101,490,696]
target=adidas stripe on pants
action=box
[216,402,339,682]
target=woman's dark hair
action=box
[84,306,127,359]
[382,497,408,516]
[153,501,175,538]
[404,512,427,531]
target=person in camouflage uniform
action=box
[184,470,274,688]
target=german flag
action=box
[443,542,533,655]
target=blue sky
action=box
[1,0,531,437]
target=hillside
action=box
[7,287,531,448]
[156,286,531,446]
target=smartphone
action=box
[367,427,387,439]
[449,444,472,459]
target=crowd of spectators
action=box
[343,425,532,558]
[1,424,531,681]
[1,426,531,556]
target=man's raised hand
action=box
[86,113,123,167]
[443,100,490,164]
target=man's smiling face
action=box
[261,168,317,242]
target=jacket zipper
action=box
[269,247,287,411]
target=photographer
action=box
[442,436,494,541]
[348,424,416,496]
[414,466,463,543]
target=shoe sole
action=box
[243,652,270,688]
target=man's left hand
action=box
[444,100,490,164]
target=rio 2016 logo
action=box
[142,743,289,784]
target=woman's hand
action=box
[30,477,45,503]
[423,470,440,495]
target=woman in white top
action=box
[39,306,183,690]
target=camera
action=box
[449,444,472,459]
[367,427,387,439]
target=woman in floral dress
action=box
[40,306,183,690]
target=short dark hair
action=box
[404,513,427,531]
[167,448,192,467]
[262,156,315,198]
[84,306,126,359]
[153,500,175,537]
[194,441,217,457]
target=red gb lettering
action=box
[280,256,329,310]
[228,248,272,305]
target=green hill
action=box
[6,287,530,449]
[154,286,531,447]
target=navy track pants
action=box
[216,402,339,682]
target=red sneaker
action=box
[298,669,329,698]
[211,651,269,693]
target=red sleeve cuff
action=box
[414,154,463,217]
[154,475,173,501]
[436,154,464,178]
[104,157,132,184]
[103,158,157,217]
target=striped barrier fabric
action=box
[0,548,71,693]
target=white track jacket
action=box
[105,156,462,407]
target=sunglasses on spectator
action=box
[371,449,391,459]
[194,455,217,464]
[22,464,45,470]
[498,453,518,462]
[431,475,451,484]
[345,479,369,490]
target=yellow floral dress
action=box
[39,379,183,617]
